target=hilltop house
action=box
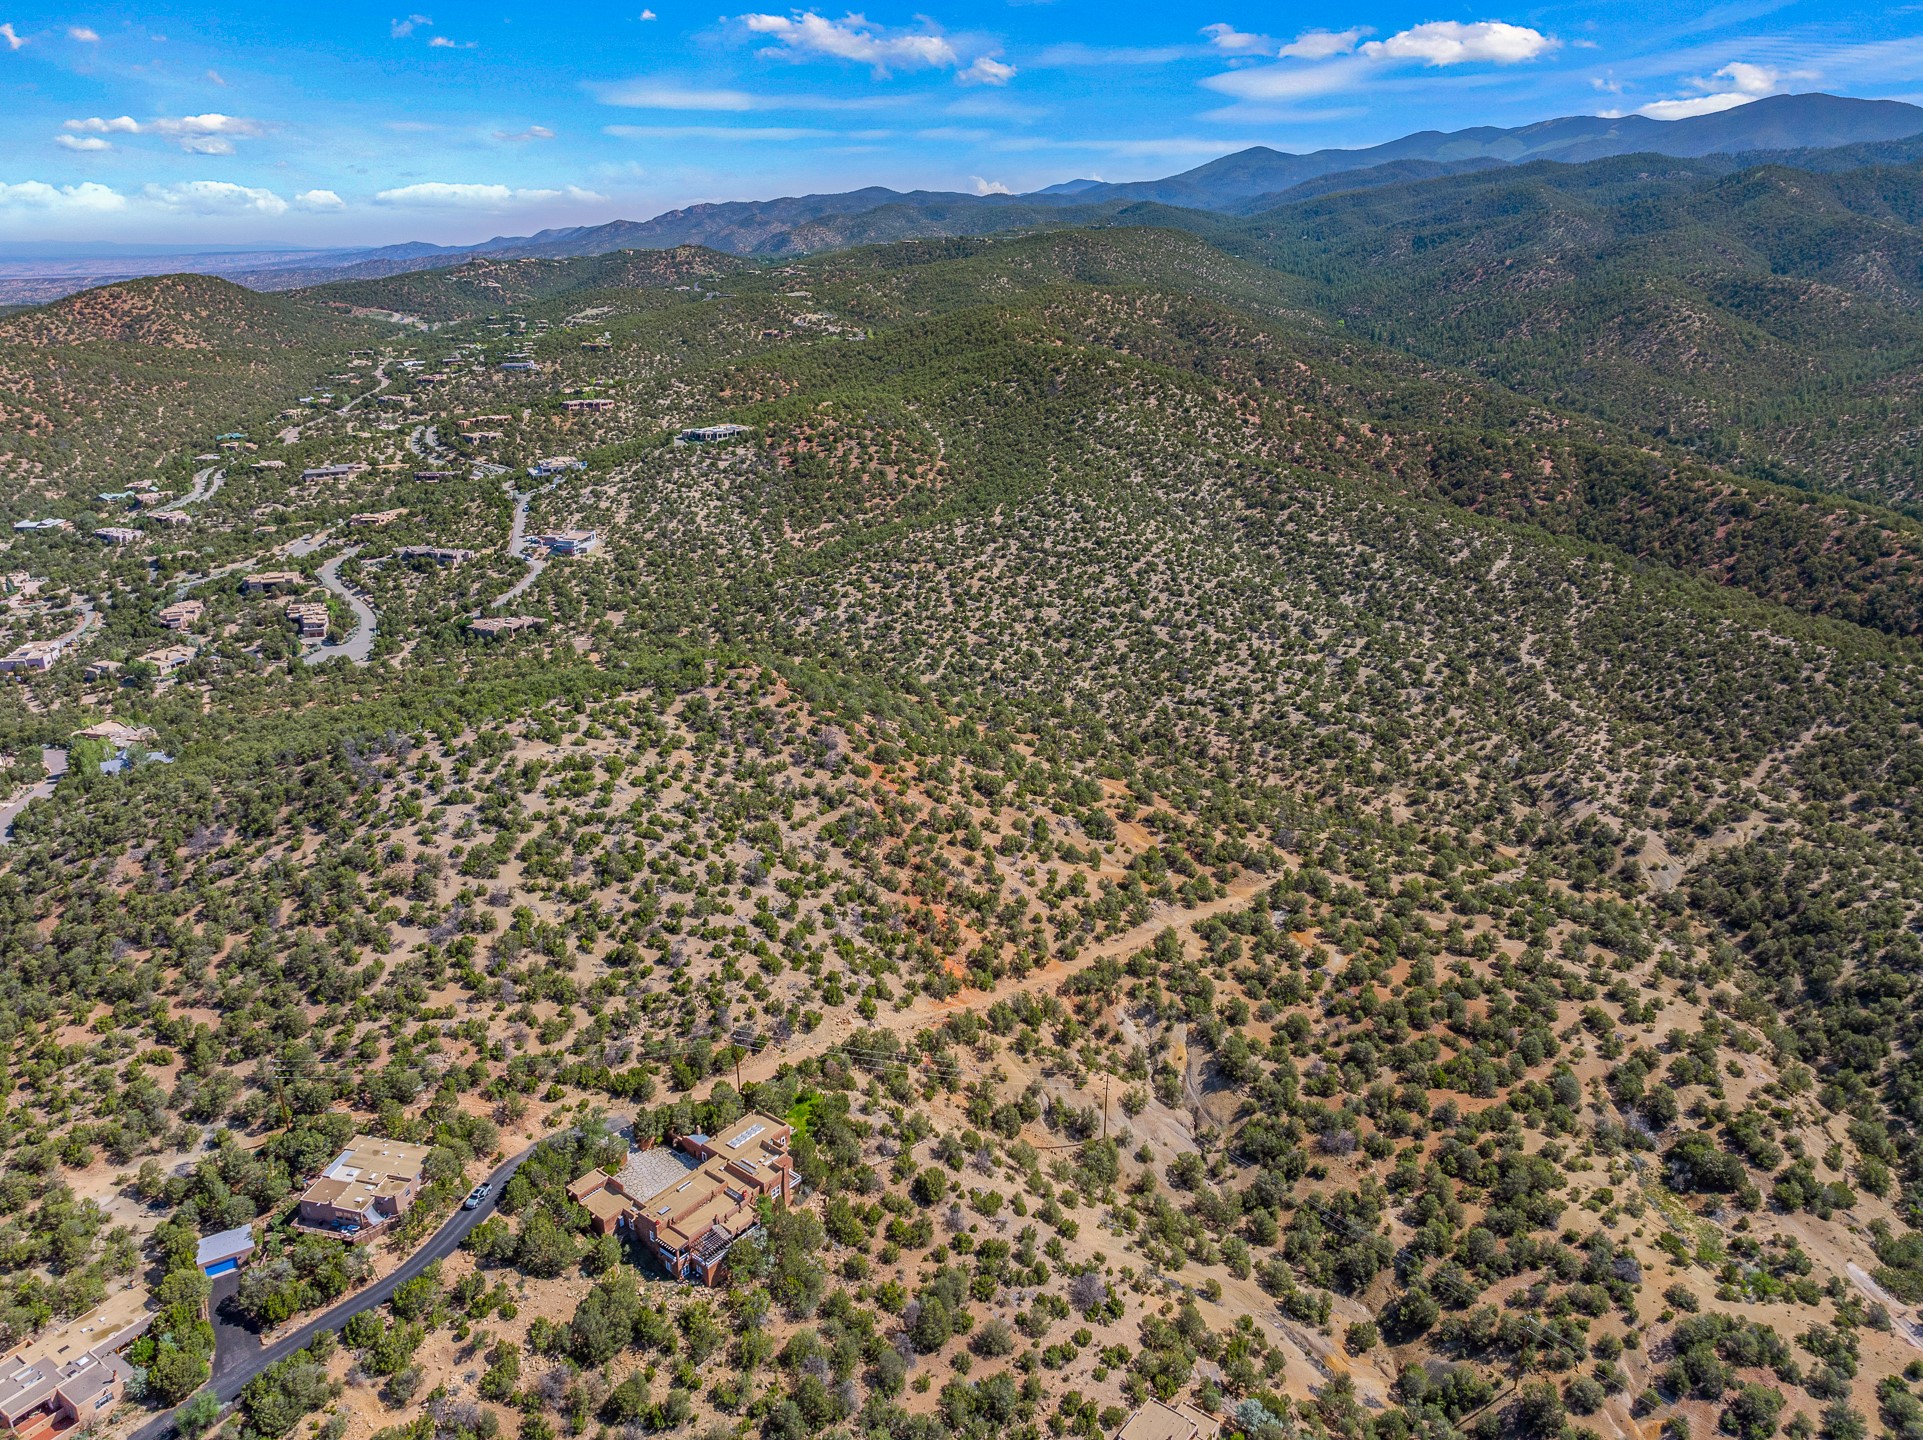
[0,641,67,675]
[156,600,204,631]
[242,572,303,595]
[93,527,142,545]
[567,1112,794,1284]
[677,424,749,443]
[535,530,598,556]
[296,1135,433,1239]
[528,456,586,478]
[286,603,330,640]
[468,615,543,638]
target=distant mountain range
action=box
[5,91,1920,304]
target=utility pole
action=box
[1103,1074,1110,1139]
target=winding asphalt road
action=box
[127,1133,574,1440]
[303,548,377,667]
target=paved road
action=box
[127,1137,564,1440]
[0,747,68,845]
[153,467,224,518]
[303,548,377,666]
[489,478,560,609]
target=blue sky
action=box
[0,0,1918,245]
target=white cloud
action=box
[604,122,838,140]
[1204,55,1368,102]
[295,188,345,208]
[0,179,126,213]
[142,180,289,214]
[427,34,475,47]
[1358,20,1556,66]
[1205,18,1553,106]
[391,13,430,37]
[741,11,958,72]
[1278,27,1367,60]
[64,112,265,154]
[596,81,762,110]
[67,25,97,41]
[1201,22,1267,54]
[0,23,23,49]
[492,124,556,141]
[970,175,1011,194]
[54,133,111,150]
[959,55,1015,85]
[373,181,604,207]
[206,68,226,84]
[1635,61,1808,120]
[639,7,656,16]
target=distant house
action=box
[94,527,143,545]
[301,463,368,482]
[1113,1402,1220,1440]
[466,415,512,424]
[348,509,408,527]
[500,361,541,373]
[195,1225,256,1278]
[395,545,473,565]
[459,431,505,444]
[242,572,304,595]
[677,424,750,443]
[567,1112,795,1284]
[148,511,192,527]
[253,460,287,471]
[11,519,70,533]
[156,600,204,631]
[82,660,122,682]
[137,644,196,677]
[72,721,155,747]
[0,1311,148,1437]
[413,470,458,482]
[561,398,616,413]
[527,456,586,478]
[286,602,330,640]
[296,1135,434,1238]
[535,530,598,556]
[468,615,544,638]
[0,641,67,674]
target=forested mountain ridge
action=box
[1217,155,1923,509]
[2,169,1923,1440]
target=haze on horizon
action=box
[0,0,1917,247]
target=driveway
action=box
[126,1133,575,1440]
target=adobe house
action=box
[569,1112,794,1284]
[295,1136,434,1239]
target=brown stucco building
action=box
[569,1112,794,1283]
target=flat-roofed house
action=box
[296,1135,434,1239]
[286,603,329,640]
[0,641,65,675]
[1114,1402,1221,1440]
[0,1306,149,1439]
[156,600,204,631]
[568,1112,794,1283]
[137,644,196,677]
[242,572,304,596]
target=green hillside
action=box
[1,182,1923,1440]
